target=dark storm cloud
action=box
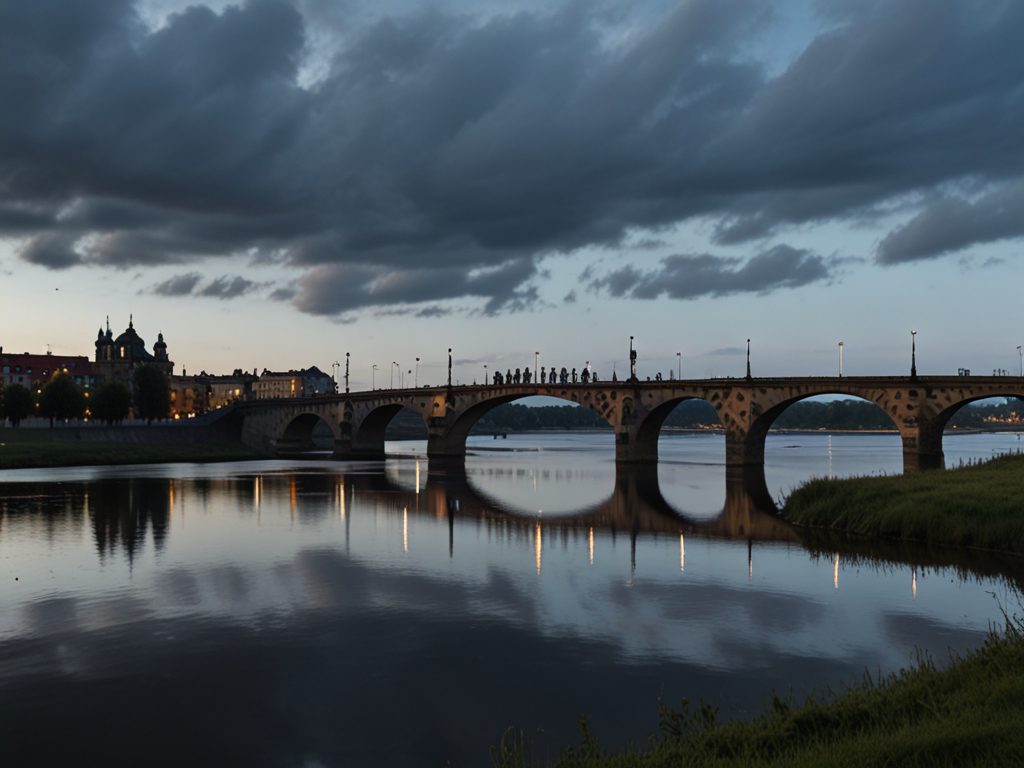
[150,272,203,296]
[589,245,831,300]
[294,257,539,315]
[198,275,262,299]
[876,183,1024,264]
[17,234,81,270]
[2,0,1023,314]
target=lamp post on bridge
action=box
[371,363,378,390]
[838,341,844,377]
[391,361,400,389]
[911,330,918,381]
[415,357,420,388]
[1018,345,1022,378]
[484,363,488,385]
[345,352,350,393]
[629,336,637,381]
[676,351,681,380]
[534,351,539,383]
[447,348,453,388]
[745,339,751,380]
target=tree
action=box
[2,384,33,427]
[91,380,132,425]
[133,365,170,423]
[38,373,86,426]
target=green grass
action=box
[782,454,1024,555]
[494,619,1024,768]
[0,441,264,469]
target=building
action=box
[167,369,257,418]
[94,316,174,384]
[253,367,336,399]
[0,347,98,392]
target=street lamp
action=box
[534,351,539,383]
[484,363,488,385]
[447,347,453,388]
[745,339,751,380]
[391,361,400,389]
[629,336,637,381]
[415,357,420,388]
[371,363,379,390]
[910,330,917,380]
[838,341,844,377]
[676,351,681,380]
[345,352,350,393]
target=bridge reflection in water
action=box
[4,459,1020,587]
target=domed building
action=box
[94,316,174,384]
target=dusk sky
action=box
[2,0,1022,389]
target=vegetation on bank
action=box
[0,442,262,470]
[0,365,170,428]
[494,618,1024,768]
[782,454,1024,555]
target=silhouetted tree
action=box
[91,380,132,425]
[39,373,86,426]
[2,384,34,427]
[133,365,171,423]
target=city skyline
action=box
[2,0,1023,387]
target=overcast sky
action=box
[2,0,1022,387]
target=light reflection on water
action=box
[0,432,1021,766]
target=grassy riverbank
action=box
[782,454,1024,555]
[0,442,263,470]
[494,619,1024,767]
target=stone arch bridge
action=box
[235,376,1024,472]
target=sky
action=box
[1,0,1023,389]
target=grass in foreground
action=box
[494,618,1024,768]
[782,454,1024,555]
[0,441,263,469]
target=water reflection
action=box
[2,461,1021,587]
[0,440,1022,766]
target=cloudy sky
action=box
[2,0,1022,387]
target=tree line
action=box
[469,398,1024,433]
[0,365,171,427]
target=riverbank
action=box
[0,442,263,469]
[495,619,1024,767]
[782,454,1024,555]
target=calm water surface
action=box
[0,431,1021,766]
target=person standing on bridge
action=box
[572,368,577,383]
[540,366,546,384]
[523,367,532,384]
[581,367,590,384]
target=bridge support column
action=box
[426,422,468,460]
[724,428,761,469]
[899,422,944,472]
[614,428,659,463]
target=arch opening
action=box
[760,394,901,501]
[635,398,725,519]
[279,413,337,454]
[941,395,1024,466]
[353,404,428,458]
[440,395,615,508]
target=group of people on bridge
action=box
[492,365,599,386]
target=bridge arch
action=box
[277,412,340,454]
[627,396,723,464]
[348,403,429,458]
[931,391,1024,461]
[742,389,902,469]
[428,392,615,458]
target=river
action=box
[0,431,1021,766]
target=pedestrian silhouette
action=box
[571,368,577,383]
